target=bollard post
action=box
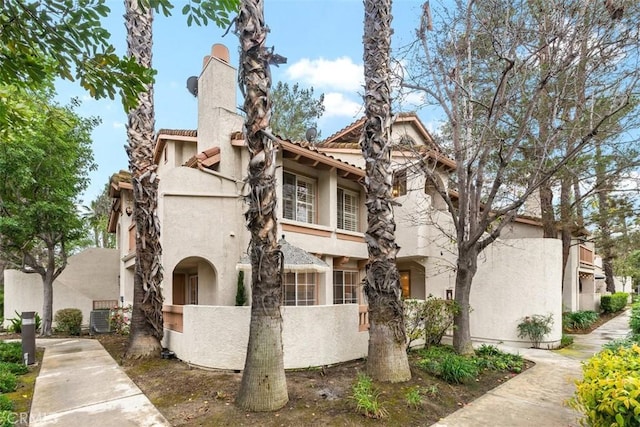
[21,312,36,365]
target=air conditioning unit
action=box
[90,310,111,335]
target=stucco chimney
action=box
[196,44,244,177]
[198,44,236,113]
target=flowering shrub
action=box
[517,313,553,348]
[109,305,132,335]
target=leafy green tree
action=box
[1,0,153,110]
[400,1,640,354]
[270,82,324,141]
[1,0,238,109]
[0,87,97,336]
[81,183,115,248]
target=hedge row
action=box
[600,292,628,314]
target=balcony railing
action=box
[358,305,369,332]
[579,244,594,266]
[163,305,183,333]
[128,224,135,254]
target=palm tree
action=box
[360,0,411,382]
[234,0,288,411]
[124,0,164,358]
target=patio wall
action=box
[162,304,368,370]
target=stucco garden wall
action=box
[428,238,563,348]
[3,248,119,328]
[468,238,563,348]
[162,304,368,370]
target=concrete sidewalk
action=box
[29,338,170,427]
[433,309,631,427]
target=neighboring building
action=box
[107,44,564,370]
[3,248,119,328]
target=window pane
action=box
[284,272,296,306]
[337,188,359,232]
[337,189,344,229]
[333,270,343,304]
[283,173,296,220]
[283,172,316,224]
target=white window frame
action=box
[283,272,317,306]
[333,270,359,304]
[337,188,359,232]
[283,171,316,224]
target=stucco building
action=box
[106,44,568,370]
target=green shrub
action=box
[418,352,479,384]
[235,271,247,306]
[563,311,599,330]
[109,305,131,335]
[54,308,83,336]
[630,303,640,335]
[6,311,41,334]
[0,342,23,364]
[603,334,640,351]
[600,292,629,313]
[438,354,479,384]
[517,313,553,348]
[0,395,12,411]
[0,372,17,393]
[0,362,28,375]
[570,344,640,426]
[560,334,574,348]
[351,373,387,419]
[474,345,524,373]
[404,296,460,350]
[632,293,640,304]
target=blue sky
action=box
[55,0,430,203]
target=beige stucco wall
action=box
[433,238,563,348]
[159,167,247,306]
[4,248,119,328]
[162,304,368,370]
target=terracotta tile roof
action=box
[321,116,366,145]
[277,137,364,180]
[184,146,221,169]
[154,129,198,164]
[230,132,365,180]
[157,129,198,138]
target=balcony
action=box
[579,244,594,266]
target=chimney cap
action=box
[211,44,230,63]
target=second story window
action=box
[392,170,407,197]
[337,188,359,232]
[283,171,316,223]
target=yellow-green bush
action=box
[570,344,640,426]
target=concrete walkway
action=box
[29,338,170,427]
[433,309,632,427]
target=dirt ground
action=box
[98,335,531,427]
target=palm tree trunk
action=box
[124,0,163,359]
[361,0,411,383]
[235,0,288,411]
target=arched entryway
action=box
[171,257,217,305]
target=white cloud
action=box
[322,92,363,118]
[286,57,363,92]
[112,121,125,129]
